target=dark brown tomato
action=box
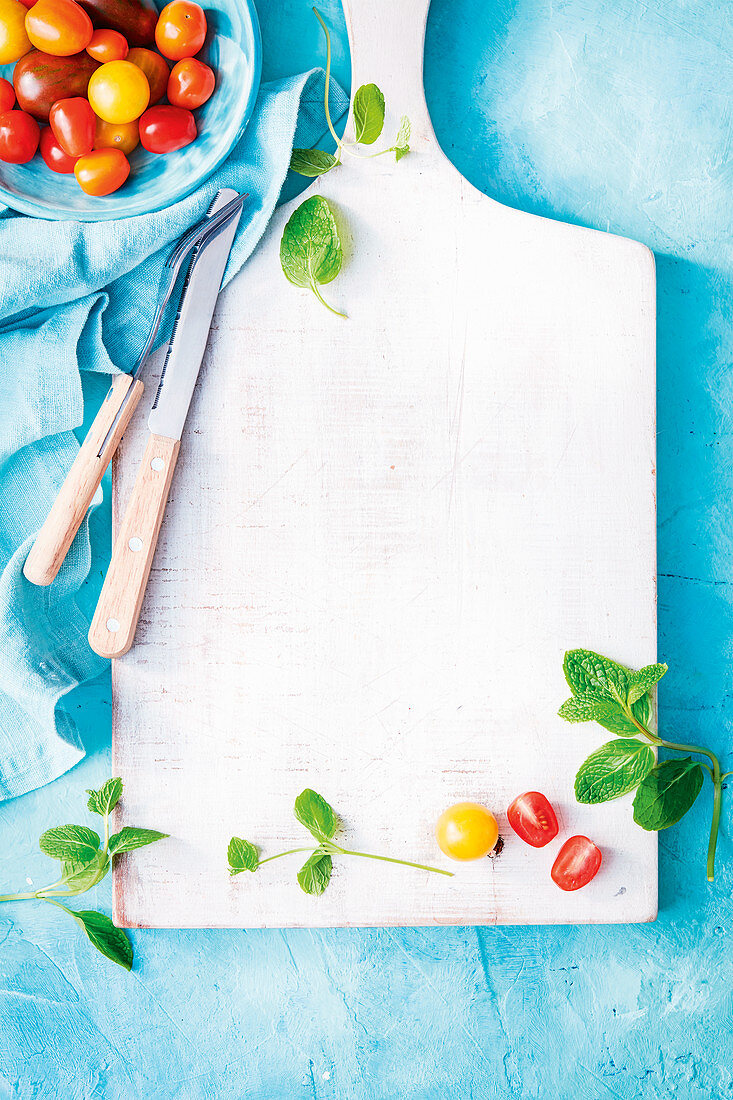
[13,49,99,120]
[78,0,157,47]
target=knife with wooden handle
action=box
[88,188,242,659]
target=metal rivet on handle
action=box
[128,537,143,552]
[151,457,165,472]
[106,618,120,632]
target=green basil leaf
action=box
[67,909,133,970]
[289,148,338,177]
[57,851,110,894]
[633,758,704,831]
[563,649,632,705]
[39,825,101,863]
[352,83,385,144]
[294,789,339,841]
[297,850,333,896]
[228,837,259,875]
[575,739,655,804]
[394,115,410,161]
[86,778,123,817]
[627,663,668,705]
[280,196,344,316]
[558,694,640,736]
[108,827,168,856]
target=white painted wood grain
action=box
[112,0,657,927]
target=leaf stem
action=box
[335,847,454,877]
[626,706,724,881]
[257,847,316,867]
[309,277,346,317]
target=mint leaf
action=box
[297,850,332,895]
[627,663,668,705]
[86,778,123,817]
[393,115,410,161]
[353,83,385,144]
[57,852,110,894]
[289,148,338,177]
[39,825,100,863]
[558,694,640,736]
[228,837,259,875]
[294,789,339,842]
[280,196,345,317]
[563,649,633,705]
[66,909,133,970]
[633,758,704,830]
[108,827,168,856]
[575,739,655,804]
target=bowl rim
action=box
[0,0,262,222]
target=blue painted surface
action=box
[2,0,732,1095]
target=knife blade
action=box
[87,188,243,659]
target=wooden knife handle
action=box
[23,374,144,587]
[88,433,180,659]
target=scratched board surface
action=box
[112,0,657,928]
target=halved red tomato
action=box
[507,791,559,848]
[551,835,602,892]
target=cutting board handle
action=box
[342,0,435,143]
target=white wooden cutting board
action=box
[112,0,657,927]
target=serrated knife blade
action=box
[149,187,242,440]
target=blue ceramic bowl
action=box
[0,0,261,221]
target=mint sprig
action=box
[560,649,729,880]
[280,195,344,316]
[289,8,411,180]
[228,787,452,895]
[0,778,167,969]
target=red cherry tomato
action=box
[17,0,36,7]
[74,145,129,194]
[40,124,77,171]
[86,27,128,61]
[139,103,195,153]
[126,46,168,104]
[0,77,15,112]
[25,0,93,56]
[49,95,94,155]
[0,108,40,162]
[167,56,213,109]
[154,0,206,61]
[551,835,602,892]
[507,791,559,848]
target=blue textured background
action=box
[2,1,732,1096]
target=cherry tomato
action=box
[86,27,127,61]
[87,58,149,123]
[49,95,94,155]
[167,56,214,109]
[435,802,499,861]
[0,108,40,161]
[74,145,128,194]
[17,0,36,7]
[551,835,602,892]
[126,46,168,103]
[139,103,195,153]
[0,0,32,63]
[0,77,15,112]
[40,123,77,170]
[507,791,559,848]
[154,0,205,61]
[93,114,138,153]
[13,49,99,120]
[25,0,93,56]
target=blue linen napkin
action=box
[0,69,348,801]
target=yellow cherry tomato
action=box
[435,802,499,861]
[0,0,31,64]
[94,115,139,154]
[87,59,149,125]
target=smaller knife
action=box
[88,188,242,659]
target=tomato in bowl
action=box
[0,0,260,220]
